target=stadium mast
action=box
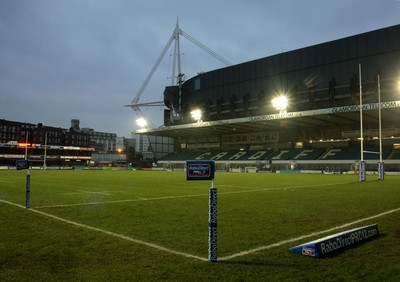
[124,18,232,117]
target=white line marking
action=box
[218,207,400,261]
[219,181,356,191]
[35,181,354,209]
[2,199,398,262]
[0,199,208,262]
[77,190,111,196]
[34,194,209,209]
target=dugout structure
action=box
[136,25,400,171]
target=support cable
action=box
[181,30,232,67]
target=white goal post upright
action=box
[359,63,366,182]
[377,73,384,180]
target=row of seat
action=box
[162,145,398,161]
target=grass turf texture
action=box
[1,170,399,281]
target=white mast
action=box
[359,63,366,182]
[378,74,382,163]
[377,73,384,180]
[125,19,232,115]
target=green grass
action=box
[1,170,400,281]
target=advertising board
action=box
[186,160,215,181]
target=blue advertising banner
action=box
[378,161,384,180]
[359,160,366,181]
[16,160,30,170]
[186,160,215,181]
[289,224,379,258]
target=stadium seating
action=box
[161,150,198,161]
[270,148,325,160]
[189,150,274,161]
[161,144,395,162]
[390,149,400,160]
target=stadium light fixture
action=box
[271,94,288,113]
[136,117,147,128]
[190,109,202,122]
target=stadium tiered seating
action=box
[269,149,294,160]
[161,150,198,161]
[390,149,400,160]
[163,148,325,162]
[270,148,325,160]
[190,150,274,161]
[363,144,392,160]
[321,147,360,160]
[321,144,393,160]
[161,144,397,162]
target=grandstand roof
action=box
[134,25,400,142]
[136,101,400,139]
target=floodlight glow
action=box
[136,117,147,128]
[190,109,202,122]
[271,95,288,112]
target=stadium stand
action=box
[158,141,400,173]
[161,144,394,162]
[134,25,400,174]
[389,149,400,160]
[161,150,198,161]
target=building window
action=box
[194,78,201,91]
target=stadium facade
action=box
[0,119,122,168]
[137,24,400,172]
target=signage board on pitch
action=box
[16,160,30,170]
[289,224,379,258]
[186,160,215,181]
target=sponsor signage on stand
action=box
[186,160,215,181]
[289,224,379,258]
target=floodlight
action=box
[136,117,147,128]
[271,95,288,113]
[190,109,202,122]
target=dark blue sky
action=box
[1,0,399,137]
